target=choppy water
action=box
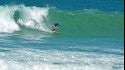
[0,35,124,70]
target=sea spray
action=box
[0,5,51,33]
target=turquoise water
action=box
[0,0,124,70]
[48,8,124,38]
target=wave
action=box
[0,5,51,33]
[48,8,124,38]
[0,5,124,38]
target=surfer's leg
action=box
[52,27,56,31]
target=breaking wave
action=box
[0,5,124,38]
[0,5,51,33]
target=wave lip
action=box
[0,5,51,33]
[0,5,20,33]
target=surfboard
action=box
[52,31,59,34]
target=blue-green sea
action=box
[0,0,124,70]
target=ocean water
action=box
[0,0,124,70]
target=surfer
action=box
[52,23,61,32]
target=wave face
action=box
[0,5,51,33]
[48,8,124,38]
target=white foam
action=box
[17,5,51,32]
[0,5,51,33]
[0,6,20,33]
[0,48,124,70]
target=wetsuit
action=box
[52,23,60,31]
[53,23,60,27]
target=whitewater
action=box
[0,36,124,70]
[0,5,51,33]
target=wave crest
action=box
[0,5,51,33]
